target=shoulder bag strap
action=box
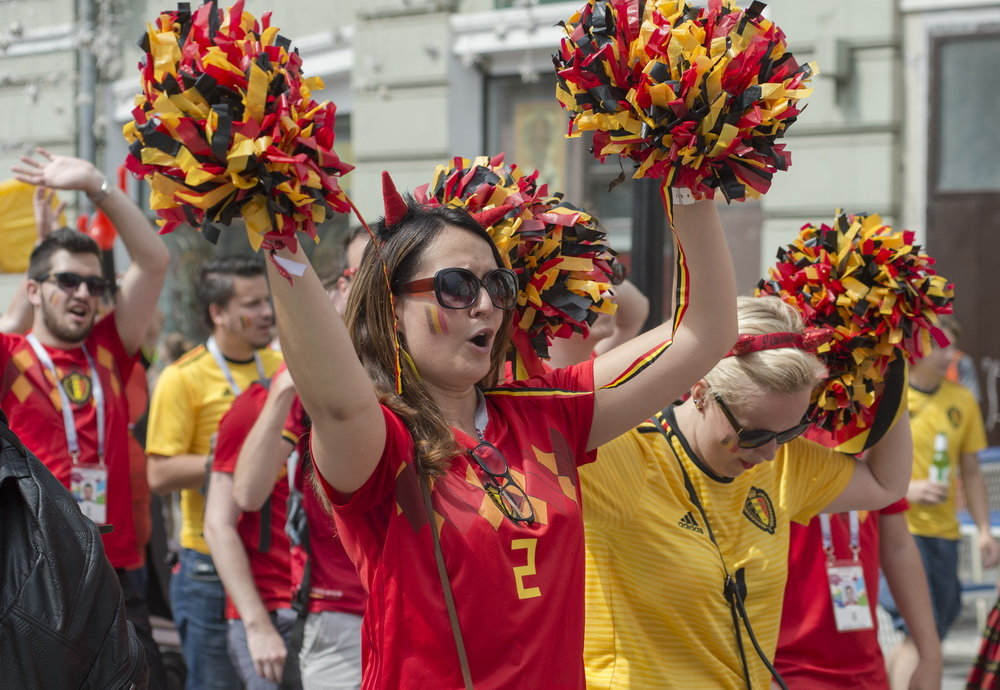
[419,471,473,690]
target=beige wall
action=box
[758,1,902,279]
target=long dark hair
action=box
[345,198,514,475]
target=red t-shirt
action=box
[213,382,294,618]
[775,498,909,688]
[285,398,366,617]
[0,315,139,569]
[317,361,596,690]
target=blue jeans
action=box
[170,548,240,689]
[879,534,961,640]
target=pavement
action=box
[943,616,981,689]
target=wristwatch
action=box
[87,176,110,205]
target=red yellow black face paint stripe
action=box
[424,305,447,335]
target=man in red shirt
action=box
[0,150,169,684]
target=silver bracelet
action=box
[87,176,110,205]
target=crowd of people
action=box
[0,147,998,690]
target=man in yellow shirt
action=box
[146,256,282,689]
[881,318,997,688]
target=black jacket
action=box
[0,414,147,688]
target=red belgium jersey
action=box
[775,498,909,688]
[316,361,597,690]
[0,315,139,569]
[213,382,294,618]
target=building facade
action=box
[1,0,997,440]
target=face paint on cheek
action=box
[49,292,59,305]
[424,305,447,335]
[719,434,741,454]
[240,315,251,329]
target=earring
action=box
[694,397,705,411]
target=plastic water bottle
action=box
[929,432,950,485]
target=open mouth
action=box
[469,329,494,350]
[67,304,90,320]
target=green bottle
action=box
[929,432,950,485]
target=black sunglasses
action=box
[35,272,110,298]
[395,267,518,311]
[469,441,536,524]
[711,392,809,449]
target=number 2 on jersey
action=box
[511,538,541,599]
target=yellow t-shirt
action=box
[905,380,988,539]
[145,344,282,553]
[581,411,854,690]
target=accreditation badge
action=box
[826,560,874,631]
[70,465,108,525]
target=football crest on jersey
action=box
[742,486,776,534]
[61,371,93,406]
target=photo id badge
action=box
[70,465,108,525]
[826,560,874,631]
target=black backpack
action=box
[0,412,148,688]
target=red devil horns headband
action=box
[382,171,408,229]
[726,327,835,358]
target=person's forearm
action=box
[864,411,914,503]
[881,514,942,666]
[267,245,385,494]
[204,486,272,627]
[93,186,169,273]
[962,457,992,534]
[647,199,736,370]
[233,388,296,512]
[147,453,209,493]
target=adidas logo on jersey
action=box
[677,511,704,534]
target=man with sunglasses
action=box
[1,149,170,683]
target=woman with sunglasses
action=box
[264,175,735,689]
[578,295,912,689]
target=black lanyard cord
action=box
[651,410,789,690]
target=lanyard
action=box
[206,336,265,396]
[26,334,105,464]
[650,407,789,690]
[819,512,860,563]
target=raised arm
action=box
[267,246,385,495]
[588,199,737,449]
[11,149,170,354]
[822,411,913,513]
[204,472,288,683]
[232,369,297,512]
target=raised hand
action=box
[32,187,66,244]
[12,148,105,198]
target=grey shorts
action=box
[299,611,363,690]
